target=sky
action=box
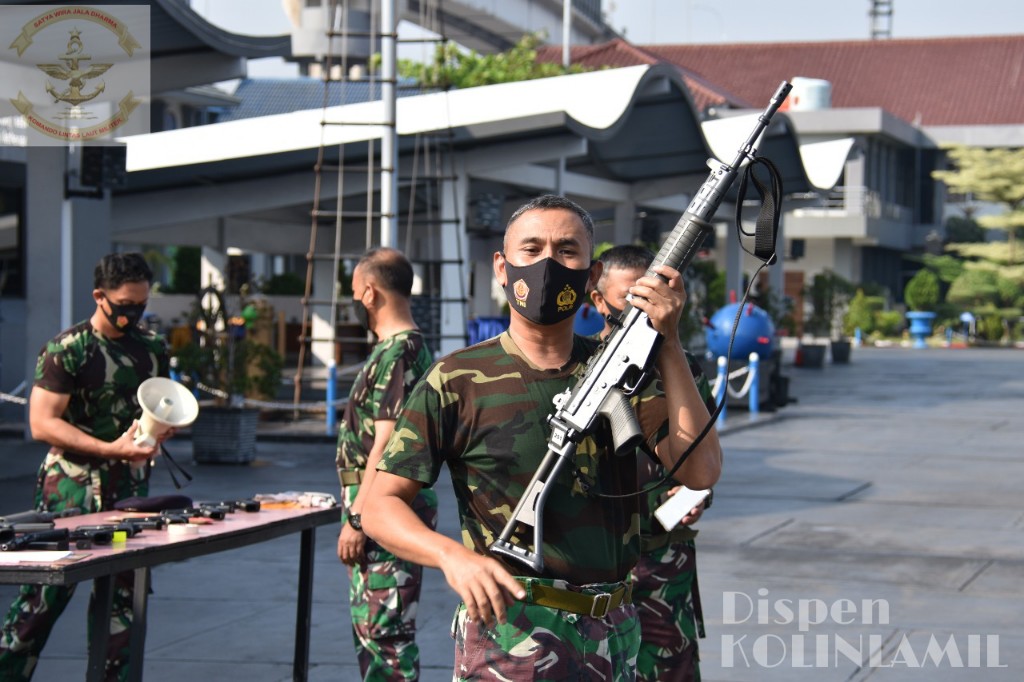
[604,0,1024,45]
[190,0,1024,77]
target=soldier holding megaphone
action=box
[0,251,183,681]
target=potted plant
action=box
[904,268,941,349]
[797,271,851,367]
[174,287,284,463]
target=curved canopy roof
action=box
[125,64,842,198]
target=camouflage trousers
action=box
[343,485,439,681]
[0,450,146,682]
[450,577,641,681]
[630,541,701,682]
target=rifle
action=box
[489,81,793,573]
[0,528,70,552]
[195,499,261,513]
[0,509,80,526]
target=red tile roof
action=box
[542,35,1024,126]
[537,39,752,111]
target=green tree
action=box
[168,246,201,295]
[946,267,999,308]
[932,145,1024,262]
[392,33,590,89]
[903,268,940,311]
[945,215,985,243]
[843,289,879,336]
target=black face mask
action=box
[502,257,591,326]
[352,296,370,331]
[102,298,146,331]
[603,301,624,325]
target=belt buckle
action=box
[590,592,612,618]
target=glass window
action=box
[0,170,24,297]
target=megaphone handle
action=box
[160,444,193,489]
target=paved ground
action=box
[1,344,1022,681]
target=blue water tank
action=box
[705,303,775,359]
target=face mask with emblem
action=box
[502,256,591,326]
[102,297,147,331]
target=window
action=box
[0,164,25,297]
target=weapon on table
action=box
[0,522,55,537]
[0,528,71,552]
[195,499,261,513]
[489,81,793,573]
[162,506,227,521]
[0,509,80,525]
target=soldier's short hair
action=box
[94,252,153,290]
[357,247,415,298]
[505,194,595,250]
[596,244,654,294]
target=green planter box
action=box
[191,407,259,464]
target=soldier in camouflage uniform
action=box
[362,195,722,681]
[335,247,438,680]
[591,245,716,682]
[0,253,170,682]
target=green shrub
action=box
[261,272,306,296]
[977,314,1005,342]
[843,289,879,336]
[904,269,940,311]
[874,310,905,337]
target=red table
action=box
[0,505,339,682]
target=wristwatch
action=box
[347,513,363,531]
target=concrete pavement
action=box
[1,345,1022,680]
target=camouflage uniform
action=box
[0,320,168,682]
[380,332,671,681]
[336,330,437,680]
[631,352,715,682]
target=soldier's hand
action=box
[338,522,366,566]
[667,486,706,526]
[439,547,525,628]
[109,421,161,462]
[629,264,686,343]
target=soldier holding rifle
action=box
[363,195,721,679]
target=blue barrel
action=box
[467,317,510,346]
[573,303,606,337]
[705,303,775,360]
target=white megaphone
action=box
[134,377,200,448]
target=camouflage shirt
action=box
[639,351,717,538]
[34,320,170,449]
[379,331,669,584]
[336,329,433,470]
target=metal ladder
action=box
[292,0,469,431]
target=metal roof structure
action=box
[115,64,848,251]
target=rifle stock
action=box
[488,81,792,573]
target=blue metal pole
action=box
[749,352,760,416]
[326,362,337,436]
[716,355,727,427]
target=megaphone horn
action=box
[134,377,200,448]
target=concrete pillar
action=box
[24,148,113,380]
[24,147,65,401]
[723,216,744,304]
[612,200,636,247]
[200,245,227,293]
[310,259,337,368]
